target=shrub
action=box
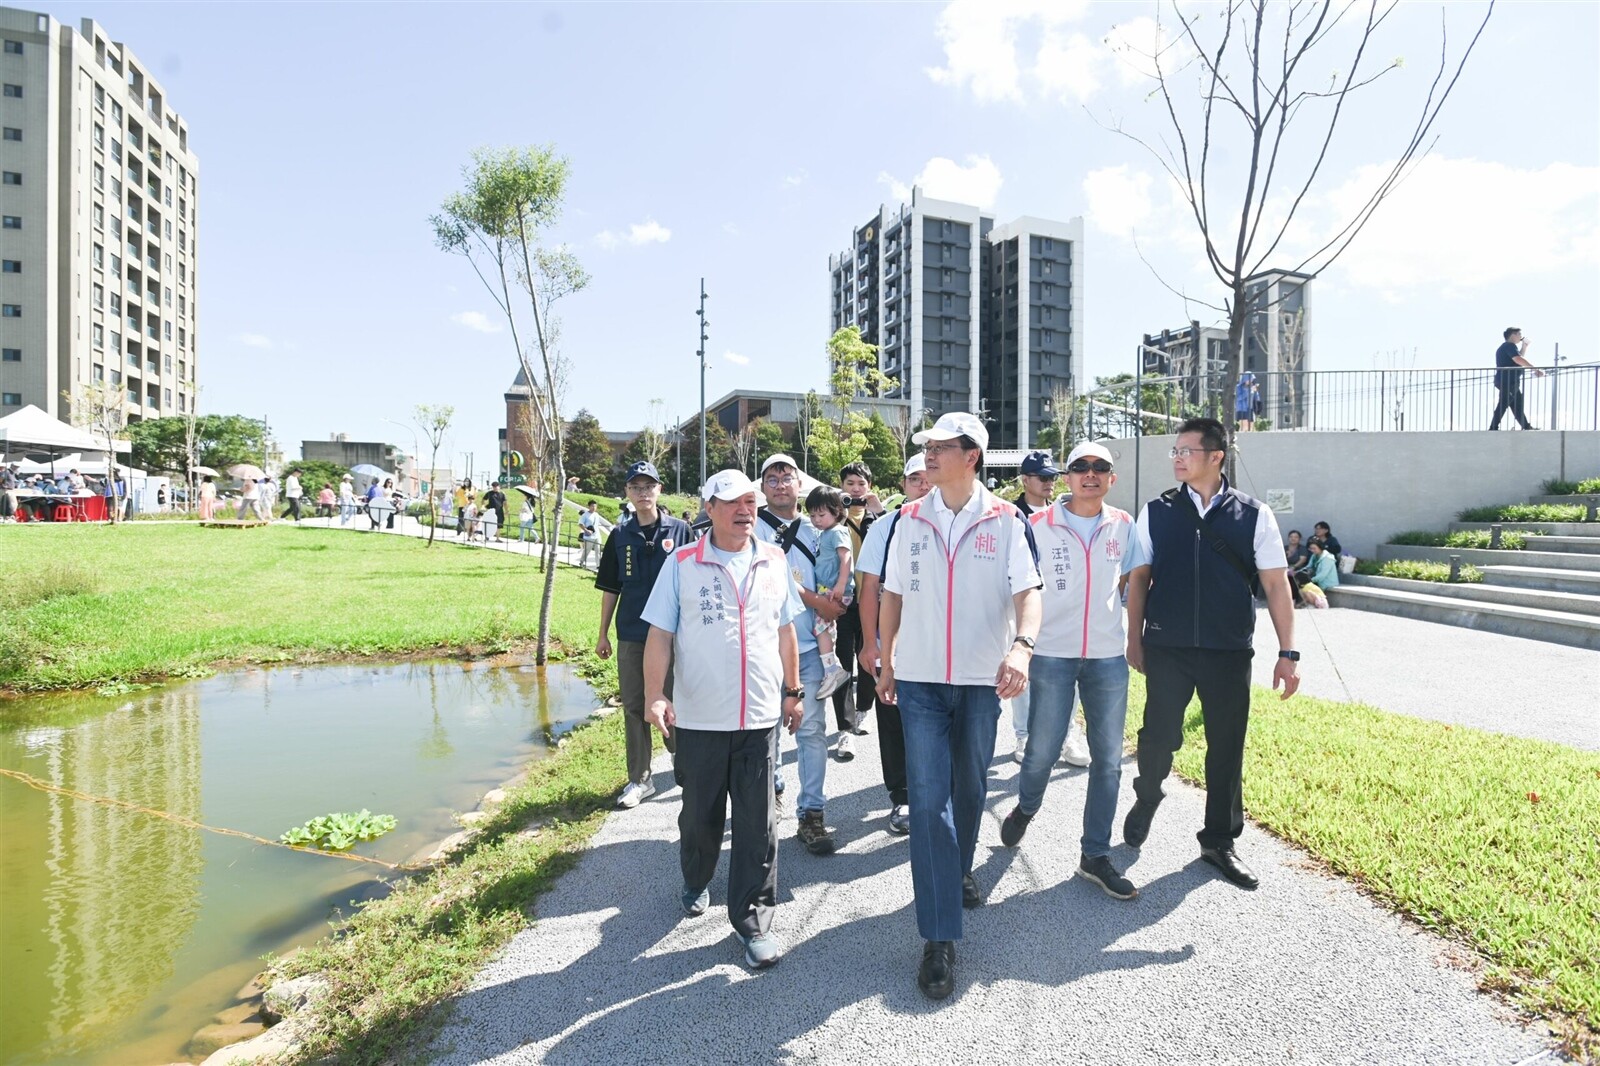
[1456,503,1587,523]
[1540,476,1600,495]
[1388,530,1527,550]
[1371,559,1484,583]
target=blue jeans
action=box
[897,681,1000,942]
[780,649,828,814]
[1010,686,1031,740]
[1017,655,1130,858]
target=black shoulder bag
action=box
[758,508,817,566]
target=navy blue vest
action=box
[612,514,695,643]
[1143,479,1263,651]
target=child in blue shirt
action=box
[806,485,854,698]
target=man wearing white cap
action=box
[642,469,805,970]
[853,451,931,836]
[755,452,845,857]
[876,412,1042,1000]
[998,442,1143,900]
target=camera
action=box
[843,496,866,508]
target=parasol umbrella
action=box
[512,484,542,500]
[191,464,219,477]
[350,464,389,479]
[228,463,266,480]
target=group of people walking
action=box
[589,413,1302,996]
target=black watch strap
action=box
[1278,650,1300,662]
[783,686,805,699]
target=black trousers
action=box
[676,725,777,937]
[831,603,874,732]
[1490,374,1531,429]
[878,697,907,807]
[284,496,302,521]
[617,640,675,784]
[1132,645,1253,849]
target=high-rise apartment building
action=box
[1140,322,1231,408]
[0,8,199,424]
[1244,268,1312,429]
[828,187,1083,453]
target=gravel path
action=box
[428,712,1557,1065]
[1252,607,1600,750]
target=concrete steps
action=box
[1327,584,1600,651]
[1450,521,1600,536]
[1378,544,1600,571]
[1480,565,1600,595]
[1341,573,1600,617]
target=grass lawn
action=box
[1125,674,1599,1056]
[0,523,615,695]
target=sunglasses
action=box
[1067,460,1113,474]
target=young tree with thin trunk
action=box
[68,380,128,524]
[432,145,590,664]
[1105,0,1492,465]
[415,403,454,547]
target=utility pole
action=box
[695,278,709,492]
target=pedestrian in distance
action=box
[1123,417,1300,891]
[830,461,887,749]
[485,484,508,542]
[642,469,805,971]
[804,485,855,712]
[283,469,304,522]
[453,482,471,537]
[237,477,263,521]
[1000,442,1143,900]
[578,500,603,569]
[875,411,1042,1001]
[316,483,335,519]
[363,478,382,530]
[854,451,931,837]
[1236,372,1262,432]
[1490,327,1544,430]
[338,475,356,526]
[756,453,844,856]
[197,475,216,521]
[595,461,696,809]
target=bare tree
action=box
[68,381,127,524]
[432,146,590,664]
[729,421,759,477]
[1105,0,1492,462]
[414,404,454,547]
[1050,380,1078,458]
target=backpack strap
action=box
[1163,486,1259,593]
[759,508,817,566]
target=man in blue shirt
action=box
[1490,327,1544,430]
[595,461,696,809]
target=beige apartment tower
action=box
[0,7,198,424]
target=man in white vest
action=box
[876,412,1042,1000]
[998,441,1144,900]
[643,469,805,970]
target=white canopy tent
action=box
[0,405,131,458]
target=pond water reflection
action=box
[0,660,595,1065]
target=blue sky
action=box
[40,1,1600,475]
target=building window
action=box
[110,330,120,351]
[111,101,122,123]
[1042,261,1052,276]
[1,348,20,362]
[1044,283,1053,298]
[1043,238,1053,251]
[95,83,105,110]
[1,260,18,274]
[3,40,23,54]
[2,216,19,229]
[164,387,172,406]
[1043,329,1054,344]
[164,353,171,372]
[110,294,120,314]
[93,323,104,348]
[2,172,21,186]
[2,85,22,99]
[2,127,19,142]
[2,305,21,318]
[2,393,21,406]
[93,363,104,380]
[110,370,121,385]
[93,163,104,189]
[942,293,952,310]
[177,393,185,413]
[94,283,104,307]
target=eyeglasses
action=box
[762,474,797,488]
[922,441,967,457]
[625,482,659,493]
[1168,446,1220,460]
[1066,460,1113,474]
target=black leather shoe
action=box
[1123,800,1158,847]
[1200,845,1259,889]
[999,807,1033,847]
[917,940,955,1000]
[961,873,982,908]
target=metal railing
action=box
[1086,364,1599,435]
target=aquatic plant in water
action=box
[281,810,397,851]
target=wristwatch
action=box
[782,685,805,699]
[1278,649,1300,662]
[1012,635,1036,651]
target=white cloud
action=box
[450,311,502,334]
[784,170,808,188]
[722,221,741,236]
[722,350,750,366]
[595,219,672,250]
[926,0,1099,103]
[238,333,272,349]
[879,155,1004,211]
[1317,157,1600,293]
[1083,165,1155,238]
[1103,15,1194,88]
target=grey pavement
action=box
[275,511,599,570]
[428,713,1557,1064]
[1250,606,1600,750]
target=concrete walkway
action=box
[1251,607,1600,750]
[428,719,1558,1063]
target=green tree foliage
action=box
[127,414,267,473]
[753,419,788,467]
[291,460,350,498]
[562,409,615,493]
[860,412,903,487]
[669,417,734,492]
[807,414,868,485]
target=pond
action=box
[0,660,597,1065]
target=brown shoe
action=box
[796,810,836,855]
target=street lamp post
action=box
[695,279,708,493]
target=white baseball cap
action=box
[903,452,926,477]
[1065,442,1116,467]
[702,469,766,504]
[912,411,989,453]
[759,453,801,475]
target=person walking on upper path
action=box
[876,412,1042,1001]
[1490,326,1544,431]
[1000,442,1143,900]
[642,469,804,971]
[578,500,603,569]
[855,451,930,837]
[755,453,846,856]
[1123,417,1300,891]
[595,461,696,810]
[1009,450,1090,769]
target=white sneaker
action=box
[834,732,855,762]
[617,780,656,809]
[1062,722,1091,767]
[816,663,851,699]
[1014,735,1028,763]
